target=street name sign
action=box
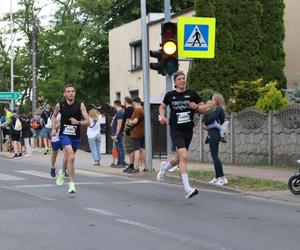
[178,17,216,59]
[0,92,21,100]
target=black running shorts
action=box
[170,128,193,150]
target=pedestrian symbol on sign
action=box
[184,24,209,51]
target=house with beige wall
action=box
[109,3,300,104]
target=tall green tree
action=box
[189,0,286,101]
[259,0,286,89]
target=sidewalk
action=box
[1,150,299,204]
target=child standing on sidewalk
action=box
[21,114,33,157]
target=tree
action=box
[189,0,286,101]
[259,0,286,89]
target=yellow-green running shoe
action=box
[56,170,65,186]
[68,181,76,193]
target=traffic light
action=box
[150,22,178,76]
[150,49,164,75]
[161,22,178,75]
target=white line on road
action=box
[76,170,114,178]
[85,207,120,217]
[14,184,55,188]
[117,219,229,250]
[1,186,57,201]
[0,173,26,181]
[111,180,153,185]
[15,170,52,179]
[76,182,104,186]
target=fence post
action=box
[230,113,235,165]
[268,111,273,165]
[199,114,204,163]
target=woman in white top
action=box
[87,109,102,166]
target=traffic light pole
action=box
[164,0,173,158]
[32,18,37,115]
[140,0,153,171]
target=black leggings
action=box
[208,129,224,178]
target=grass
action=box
[187,170,288,192]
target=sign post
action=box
[0,92,21,100]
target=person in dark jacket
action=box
[21,114,33,157]
[203,93,228,186]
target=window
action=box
[130,90,139,99]
[116,92,121,101]
[130,40,142,71]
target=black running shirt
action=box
[59,100,82,139]
[163,89,201,130]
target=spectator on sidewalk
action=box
[3,105,13,144]
[87,109,102,166]
[122,96,135,173]
[10,109,22,159]
[21,113,33,157]
[111,100,125,168]
[31,107,43,152]
[126,97,145,173]
[41,104,53,155]
[203,93,228,186]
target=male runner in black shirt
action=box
[51,84,90,193]
[157,71,207,199]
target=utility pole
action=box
[140,0,153,171]
[164,0,173,158]
[32,18,37,114]
[10,0,14,110]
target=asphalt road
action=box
[0,157,299,250]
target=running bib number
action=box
[63,125,77,136]
[176,111,191,124]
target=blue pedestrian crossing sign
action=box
[178,17,216,59]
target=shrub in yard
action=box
[255,81,288,112]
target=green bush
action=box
[285,89,300,103]
[255,81,288,112]
[228,79,264,112]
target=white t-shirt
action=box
[51,113,61,142]
[87,117,101,139]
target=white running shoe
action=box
[68,181,76,193]
[185,188,199,199]
[209,177,218,184]
[56,170,65,186]
[215,176,228,186]
[168,165,179,172]
[156,162,167,182]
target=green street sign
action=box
[0,92,21,100]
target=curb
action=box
[129,172,241,194]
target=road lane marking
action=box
[14,184,55,188]
[76,182,104,185]
[76,170,114,178]
[117,219,228,250]
[1,186,57,201]
[111,180,153,185]
[85,207,120,217]
[15,170,52,179]
[0,173,26,181]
